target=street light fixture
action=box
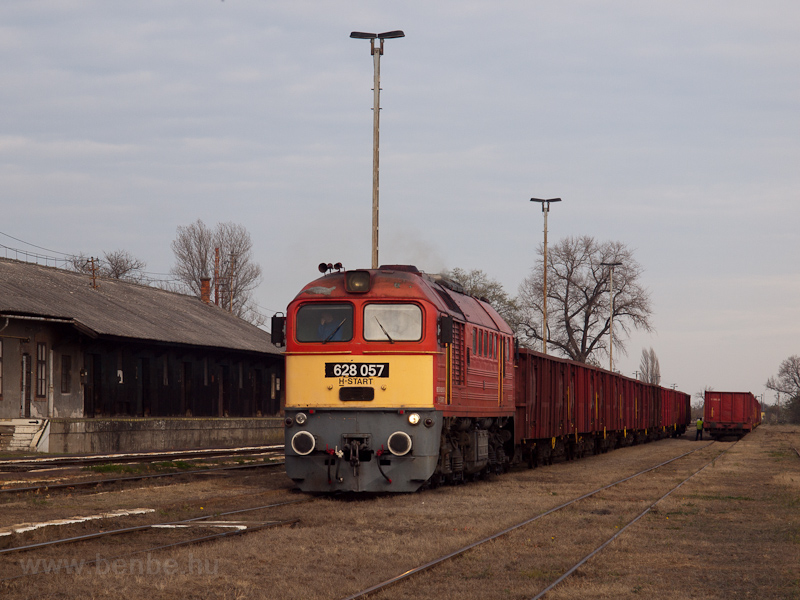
[530,197,561,354]
[350,30,405,269]
[600,261,622,371]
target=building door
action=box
[219,365,229,417]
[21,353,32,418]
[182,362,193,416]
[136,358,151,416]
[84,354,102,417]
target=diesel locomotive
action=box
[272,264,690,493]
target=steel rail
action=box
[0,459,285,496]
[0,445,284,471]
[0,498,309,557]
[531,441,735,599]
[340,442,718,600]
[0,519,300,583]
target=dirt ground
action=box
[0,426,797,599]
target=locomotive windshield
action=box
[363,304,422,342]
[296,303,354,343]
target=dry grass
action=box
[0,427,797,599]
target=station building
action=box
[0,257,284,453]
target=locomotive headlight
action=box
[291,431,316,456]
[407,412,421,425]
[295,412,308,425]
[345,270,371,293]
[387,431,412,456]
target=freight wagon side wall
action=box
[514,348,691,446]
[704,391,759,436]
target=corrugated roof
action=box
[0,258,281,356]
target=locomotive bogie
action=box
[433,416,513,482]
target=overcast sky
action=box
[2,1,798,404]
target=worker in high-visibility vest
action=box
[695,417,703,441]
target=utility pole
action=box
[229,252,235,313]
[89,257,98,289]
[214,247,220,306]
[530,198,561,354]
[601,261,622,371]
[350,30,405,269]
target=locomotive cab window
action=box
[364,304,422,342]
[296,303,354,343]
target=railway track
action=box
[340,440,729,600]
[0,497,308,582]
[0,459,285,496]
[0,445,284,472]
[1,428,792,599]
[0,445,286,496]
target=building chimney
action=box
[200,277,211,304]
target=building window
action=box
[36,342,47,397]
[61,355,72,394]
[0,339,3,398]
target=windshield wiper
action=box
[374,317,394,343]
[323,319,347,344]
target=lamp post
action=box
[350,30,405,269]
[530,198,561,354]
[600,261,622,371]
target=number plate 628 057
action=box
[325,363,390,378]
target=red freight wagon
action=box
[661,387,692,438]
[513,349,690,467]
[703,391,761,440]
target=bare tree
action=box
[694,386,714,403]
[103,250,147,281]
[170,219,264,325]
[517,236,653,363]
[169,219,215,293]
[692,386,714,417]
[639,347,661,385]
[70,250,147,283]
[766,355,800,397]
[441,268,521,329]
[766,355,800,423]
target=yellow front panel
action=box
[286,353,435,409]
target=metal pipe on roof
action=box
[1,314,74,324]
[0,316,30,341]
